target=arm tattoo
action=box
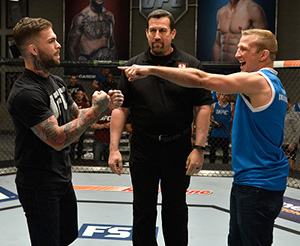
[69,102,80,118]
[32,106,103,151]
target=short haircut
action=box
[13,17,53,56]
[147,9,175,31]
[242,29,278,61]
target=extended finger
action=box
[118,66,130,70]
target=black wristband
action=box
[193,145,206,151]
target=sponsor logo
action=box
[78,224,158,241]
[178,62,186,68]
[74,185,213,195]
[279,94,288,103]
[0,187,18,203]
[139,0,188,23]
[78,74,96,79]
[50,86,68,118]
[216,109,229,116]
[279,197,300,223]
[100,115,111,121]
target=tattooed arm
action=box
[66,14,84,60]
[31,90,124,151]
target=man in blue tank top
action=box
[209,93,234,164]
[293,97,300,115]
[120,29,289,246]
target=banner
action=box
[139,0,188,23]
[197,0,276,62]
[65,0,130,63]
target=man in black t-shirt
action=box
[108,10,212,246]
[8,17,123,246]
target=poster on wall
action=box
[65,0,130,72]
[197,0,276,62]
[6,35,21,58]
[6,0,27,28]
[139,0,188,23]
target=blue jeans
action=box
[17,182,78,246]
[228,183,284,246]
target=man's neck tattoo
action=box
[33,57,49,77]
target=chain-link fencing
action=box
[0,59,299,189]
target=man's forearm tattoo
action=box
[33,108,100,149]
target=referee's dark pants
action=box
[129,132,191,246]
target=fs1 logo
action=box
[78,224,159,241]
[139,0,188,23]
[0,187,18,203]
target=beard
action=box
[91,0,104,12]
[37,48,60,70]
[151,43,165,56]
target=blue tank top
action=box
[211,102,232,138]
[294,103,300,112]
[211,91,218,103]
[231,68,289,191]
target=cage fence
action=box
[0,59,299,189]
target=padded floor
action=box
[0,173,299,245]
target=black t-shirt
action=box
[7,69,74,189]
[102,81,118,93]
[118,45,213,135]
[67,83,85,95]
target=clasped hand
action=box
[92,90,124,113]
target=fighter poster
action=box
[197,0,276,62]
[65,0,130,62]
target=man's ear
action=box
[145,28,149,38]
[171,29,176,40]
[260,49,270,62]
[28,44,38,56]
